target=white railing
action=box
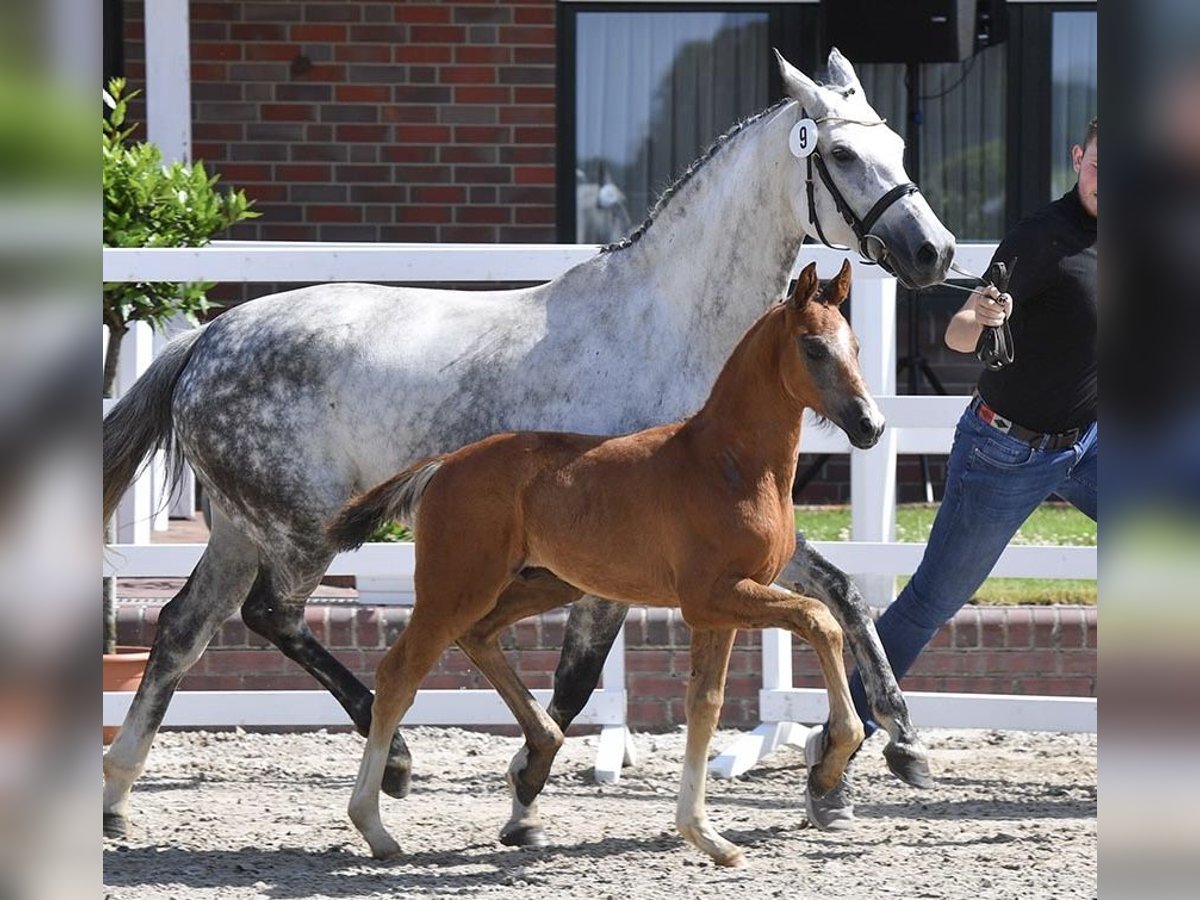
[102,241,1096,777]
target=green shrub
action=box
[101,77,258,396]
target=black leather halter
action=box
[801,108,922,281]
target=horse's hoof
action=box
[500,824,549,848]
[883,742,934,789]
[715,849,747,869]
[103,812,128,840]
[370,839,403,861]
[381,764,412,799]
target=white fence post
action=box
[113,322,156,544]
[850,272,898,608]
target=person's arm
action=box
[944,285,1012,354]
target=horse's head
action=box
[775,49,955,289]
[781,260,885,449]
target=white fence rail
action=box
[103,242,1095,777]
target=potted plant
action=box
[102,77,257,739]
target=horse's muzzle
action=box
[841,399,886,450]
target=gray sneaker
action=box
[804,727,855,831]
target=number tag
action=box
[789,118,818,159]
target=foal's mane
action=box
[601,97,791,253]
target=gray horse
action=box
[103,50,952,845]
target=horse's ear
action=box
[826,48,864,98]
[820,258,853,307]
[774,49,824,109]
[788,262,819,310]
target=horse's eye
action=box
[804,341,828,361]
[830,146,855,163]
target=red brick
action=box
[262,104,314,122]
[395,4,453,24]
[499,26,555,45]
[514,206,555,225]
[382,145,437,164]
[400,205,453,224]
[1004,607,1034,648]
[455,45,512,64]
[515,86,555,104]
[245,43,303,62]
[335,84,390,103]
[439,65,497,85]
[191,3,238,22]
[193,43,242,61]
[454,86,510,104]
[335,45,392,63]
[516,650,561,672]
[514,7,555,26]
[511,165,553,186]
[455,125,511,144]
[1057,651,1098,675]
[514,46,556,66]
[276,164,331,182]
[515,126,555,144]
[191,63,228,81]
[393,46,452,65]
[205,649,283,676]
[336,124,389,142]
[395,124,452,143]
[382,104,438,123]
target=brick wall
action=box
[118,603,1096,731]
[122,0,558,245]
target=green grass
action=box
[795,502,1096,606]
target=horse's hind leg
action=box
[456,570,585,847]
[239,559,413,798]
[103,511,259,838]
[777,535,931,787]
[546,595,628,732]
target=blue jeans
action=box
[849,405,1098,735]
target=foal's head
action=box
[778,259,885,449]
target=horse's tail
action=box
[102,327,207,525]
[326,456,445,551]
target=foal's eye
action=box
[830,146,855,163]
[804,341,828,361]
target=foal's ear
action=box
[788,262,819,310]
[820,258,853,307]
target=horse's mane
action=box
[600,97,792,253]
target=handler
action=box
[806,120,1098,830]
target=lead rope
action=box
[945,260,1016,370]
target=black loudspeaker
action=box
[822,1,980,64]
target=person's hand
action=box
[972,285,1011,328]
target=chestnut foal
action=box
[328,260,881,867]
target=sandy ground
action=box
[103,726,1095,899]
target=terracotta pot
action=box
[102,646,150,744]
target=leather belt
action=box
[970,394,1083,450]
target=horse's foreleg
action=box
[103,517,259,838]
[546,595,628,731]
[240,564,413,798]
[776,535,931,787]
[676,628,743,868]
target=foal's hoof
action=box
[883,742,934,789]
[715,849,747,869]
[500,824,549,848]
[381,763,412,799]
[103,812,128,840]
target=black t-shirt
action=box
[976,187,1097,433]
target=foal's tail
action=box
[327,456,445,551]
[102,327,207,525]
